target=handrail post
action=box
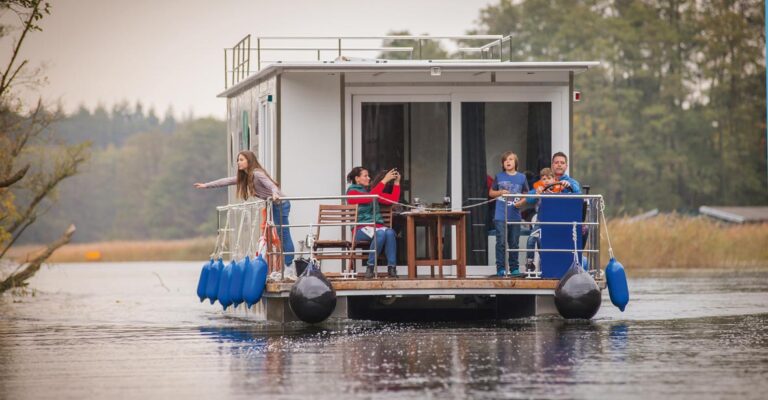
[418,39,422,59]
[245,34,251,80]
[231,45,236,87]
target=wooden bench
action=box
[313,204,358,273]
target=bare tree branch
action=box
[0,224,75,293]
[0,0,43,97]
[0,164,29,188]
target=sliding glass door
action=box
[352,95,555,267]
[356,99,451,262]
[461,102,551,265]
[360,101,451,205]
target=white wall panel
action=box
[280,72,343,265]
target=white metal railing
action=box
[224,34,508,88]
[501,193,603,279]
[213,193,605,281]
[214,195,384,280]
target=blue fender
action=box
[217,260,234,310]
[229,256,247,308]
[205,258,223,304]
[196,259,212,302]
[243,255,268,307]
[605,258,629,312]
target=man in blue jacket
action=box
[551,152,581,193]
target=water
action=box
[1,262,766,399]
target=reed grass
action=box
[5,215,767,269]
[7,237,217,263]
[601,215,768,269]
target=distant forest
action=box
[20,104,228,244]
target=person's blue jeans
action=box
[272,200,294,266]
[494,219,521,272]
[355,227,397,267]
[526,228,541,260]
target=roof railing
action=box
[224,34,508,89]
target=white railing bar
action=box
[279,195,378,201]
[506,249,600,253]
[216,199,266,211]
[503,193,604,199]
[233,47,415,51]
[250,35,504,40]
[287,222,375,228]
[505,221,600,226]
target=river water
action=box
[0,262,766,399]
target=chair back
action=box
[316,204,358,242]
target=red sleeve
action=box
[347,188,373,205]
[348,183,399,205]
[379,184,400,205]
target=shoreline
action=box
[7,216,768,269]
[7,237,217,263]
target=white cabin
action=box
[217,35,598,273]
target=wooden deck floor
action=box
[266,277,563,294]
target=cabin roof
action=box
[217,60,601,98]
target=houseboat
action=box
[211,35,605,322]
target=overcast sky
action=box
[8,0,496,119]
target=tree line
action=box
[18,107,227,244]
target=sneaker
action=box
[496,268,506,277]
[268,271,282,281]
[283,266,298,281]
[510,269,523,277]
[525,261,536,272]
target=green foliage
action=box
[473,0,767,214]
[21,116,227,243]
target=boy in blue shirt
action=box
[489,151,529,277]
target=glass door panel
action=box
[360,101,451,262]
[461,102,551,265]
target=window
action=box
[241,110,249,150]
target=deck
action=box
[264,276,601,297]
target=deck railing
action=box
[501,193,603,279]
[224,34,509,89]
[212,193,605,280]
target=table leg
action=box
[457,215,466,278]
[427,221,436,277]
[407,216,416,279]
[437,216,444,278]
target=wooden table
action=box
[405,211,468,279]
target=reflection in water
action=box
[0,262,766,399]
[608,323,629,361]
